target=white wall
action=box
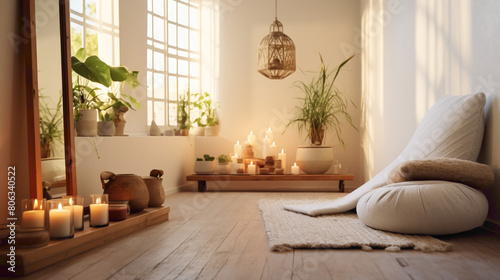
[361,0,500,225]
[196,0,364,189]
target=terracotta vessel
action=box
[100,171,149,212]
[142,169,166,207]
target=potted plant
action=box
[177,93,191,136]
[97,107,115,136]
[194,154,216,174]
[39,95,63,158]
[285,54,356,174]
[204,98,219,137]
[71,48,141,136]
[106,92,141,136]
[216,154,232,174]
[190,91,210,136]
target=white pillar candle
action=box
[90,198,109,227]
[262,135,271,158]
[265,127,274,143]
[269,142,278,159]
[49,203,71,238]
[231,153,239,163]
[247,131,256,146]
[291,162,300,175]
[278,149,287,173]
[22,210,45,228]
[233,140,243,156]
[73,205,84,229]
[248,161,256,175]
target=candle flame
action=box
[235,153,238,157]
[34,199,38,209]
[272,142,275,145]
[96,198,101,204]
[237,140,239,145]
[58,203,62,210]
[268,127,271,131]
[281,149,284,153]
[250,161,253,165]
[294,162,297,166]
[250,131,253,135]
[265,134,268,139]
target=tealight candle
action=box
[262,135,270,158]
[278,149,287,173]
[48,199,74,239]
[22,198,46,229]
[90,194,109,227]
[265,127,274,142]
[248,161,256,175]
[247,131,256,146]
[269,142,278,159]
[233,140,243,156]
[291,162,300,175]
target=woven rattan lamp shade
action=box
[257,19,296,79]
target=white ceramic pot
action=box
[205,125,218,136]
[192,126,205,136]
[76,109,97,136]
[98,121,116,136]
[296,146,334,174]
[194,161,215,174]
[216,163,230,174]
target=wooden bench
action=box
[186,174,354,192]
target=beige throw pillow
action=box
[387,158,494,189]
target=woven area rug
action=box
[259,199,452,252]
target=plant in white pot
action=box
[190,91,210,136]
[216,154,232,174]
[194,154,216,174]
[97,108,115,136]
[285,54,356,174]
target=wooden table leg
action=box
[198,181,207,192]
[339,180,345,192]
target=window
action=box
[70,0,120,65]
[147,0,201,127]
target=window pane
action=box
[153,73,165,99]
[168,0,177,22]
[178,77,189,95]
[190,30,199,52]
[169,76,177,100]
[70,0,83,13]
[147,13,152,38]
[178,59,188,76]
[190,79,200,93]
[147,100,153,125]
[85,0,98,18]
[168,23,177,46]
[190,7,199,28]
[70,23,83,55]
[178,26,188,49]
[101,0,112,24]
[178,50,188,57]
[154,101,165,126]
[153,0,164,17]
[190,61,199,77]
[168,57,177,74]
[85,28,99,56]
[153,16,164,42]
[168,103,177,126]
[147,49,152,69]
[147,0,152,12]
[154,42,165,50]
[147,71,153,98]
[178,3,188,26]
[168,48,177,55]
[153,51,164,71]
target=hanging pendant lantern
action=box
[257,0,296,79]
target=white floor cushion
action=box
[357,181,489,235]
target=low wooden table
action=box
[186,174,354,192]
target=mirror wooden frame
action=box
[24,0,77,198]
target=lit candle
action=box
[278,149,287,173]
[248,161,256,175]
[231,153,239,164]
[269,142,278,159]
[49,203,71,238]
[262,134,271,158]
[291,162,300,175]
[90,197,109,227]
[233,140,243,156]
[265,127,274,142]
[22,199,45,228]
[247,131,256,146]
[69,197,84,230]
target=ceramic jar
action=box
[296,146,334,174]
[100,171,149,213]
[142,169,166,207]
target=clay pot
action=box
[296,146,334,174]
[76,109,98,136]
[98,121,115,136]
[100,171,149,213]
[142,169,166,207]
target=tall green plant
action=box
[177,93,191,130]
[286,54,356,146]
[39,94,63,157]
[190,92,218,127]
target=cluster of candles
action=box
[21,194,110,240]
[231,127,301,175]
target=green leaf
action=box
[109,66,130,82]
[71,56,112,87]
[75,48,86,61]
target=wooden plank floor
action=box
[25,192,500,280]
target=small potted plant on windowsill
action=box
[97,108,115,136]
[191,92,210,136]
[216,154,232,174]
[177,93,191,136]
[205,99,219,137]
[194,154,216,174]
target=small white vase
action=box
[149,120,162,136]
[98,121,116,136]
[76,109,97,136]
[216,163,230,174]
[194,161,215,174]
[296,146,334,174]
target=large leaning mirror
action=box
[26,0,76,198]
